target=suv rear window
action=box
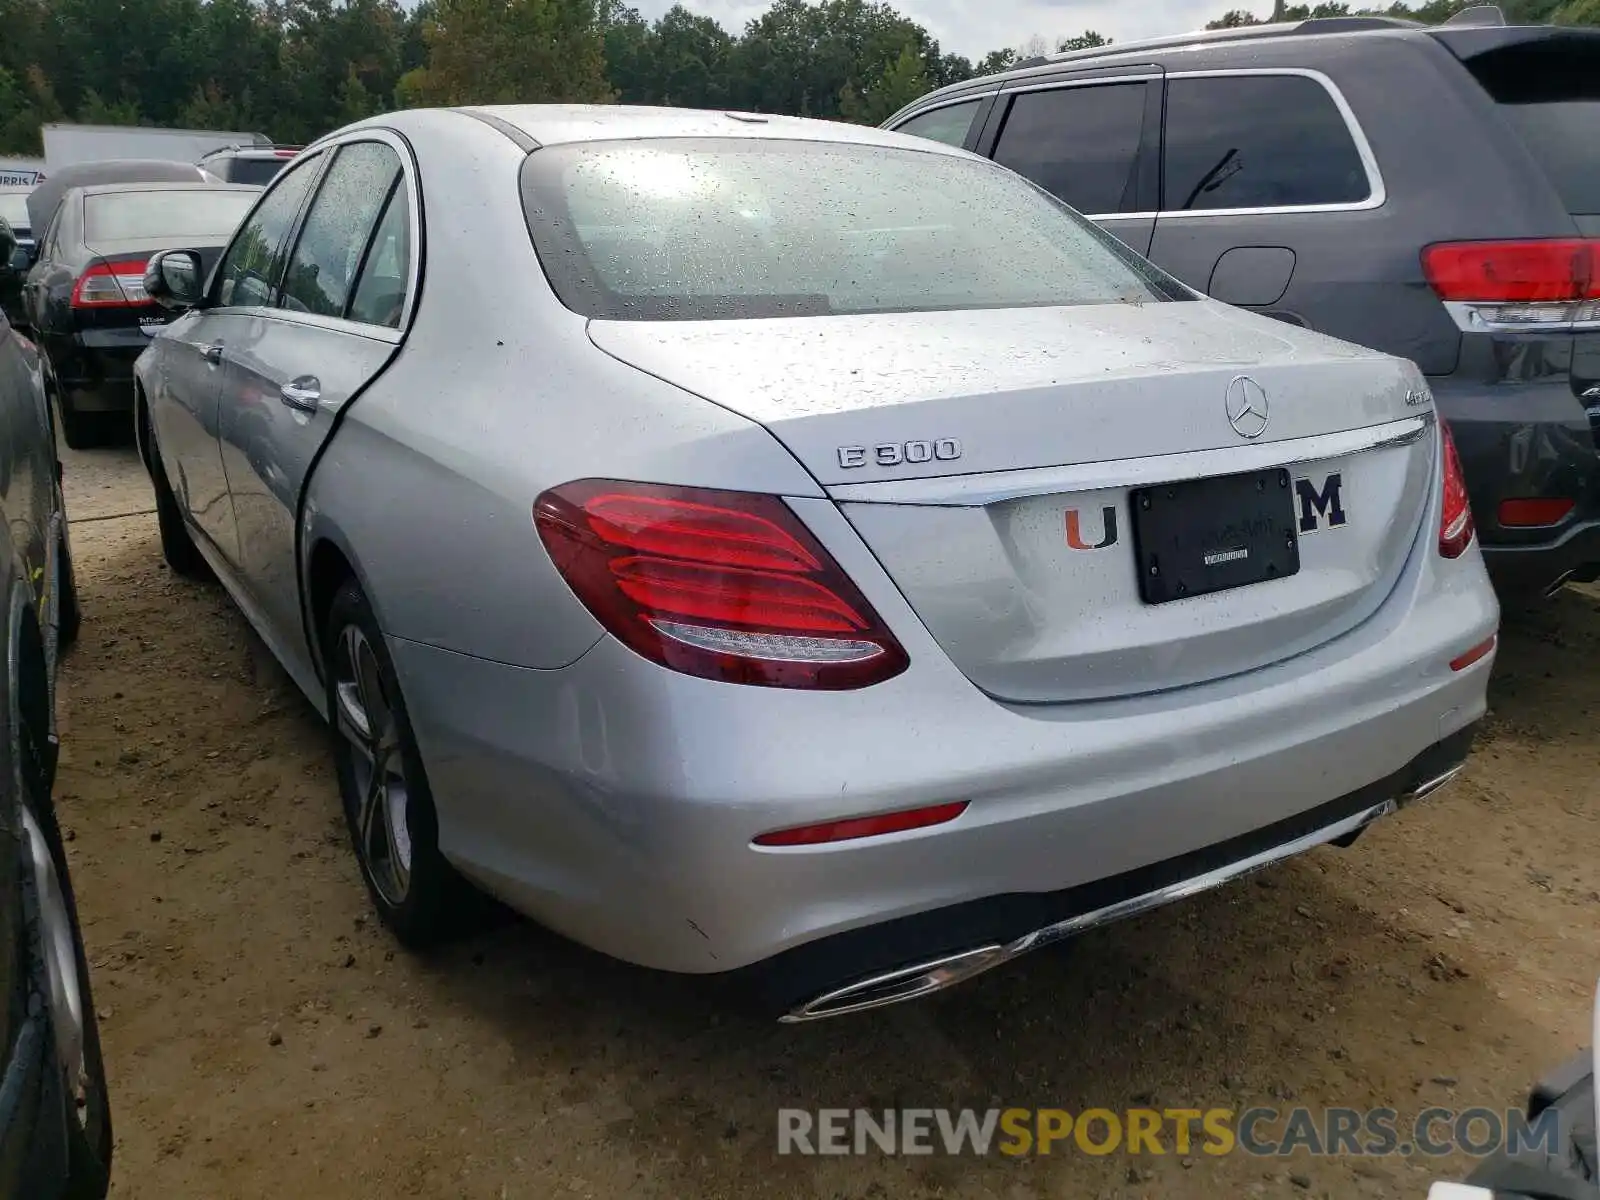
[520,138,1190,321]
[223,157,291,187]
[1463,42,1600,217]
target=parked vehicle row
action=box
[885,9,1600,600]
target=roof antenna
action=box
[1440,4,1507,25]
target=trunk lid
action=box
[589,302,1437,703]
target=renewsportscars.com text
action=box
[776,1106,1561,1159]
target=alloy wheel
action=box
[331,623,413,906]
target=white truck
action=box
[41,123,270,170]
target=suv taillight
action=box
[1439,420,1475,560]
[71,259,151,309]
[1421,239,1600,331]
[534,480,909,689]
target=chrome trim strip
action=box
[1003,73,1163,95]
[1442,299,1600,335]
[825,413,1431,507]
[782,795,1400,1022]
[889,92,998,122]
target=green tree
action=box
[402,0,611,106]
[838,40,926,123]
[1057,30,1110,51]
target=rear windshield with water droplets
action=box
[519,138,1192,321]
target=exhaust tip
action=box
[779,945,1008,1023]
[1403,763,1465,805]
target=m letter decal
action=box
[1066,506,1119,550]
[1296,473,1347,533]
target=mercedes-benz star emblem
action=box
[1225,376,1270,439]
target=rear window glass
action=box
[1466,44,1600,216]
[0,193,27,229]
[84,189,258,242]
[224,158,291,187]
[520,138,1190,321]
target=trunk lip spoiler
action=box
[827,412,1432,507]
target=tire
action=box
[324,579,474,946]
[144,419,204,578]
[43,356,99,453]
[18,749,113,1196]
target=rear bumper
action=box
[44,324,160,415]
[1434,375,1600,593]
[386,497,1498,984]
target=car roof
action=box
[451,104,967,153]
[891,7,1600,118]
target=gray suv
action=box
[887,8,1600,596]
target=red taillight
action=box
[1497,497,1575,528]
[274,148,301,158]
[71,258,151,309]
[1438,420,1474,560]
[753,802,968,847]
[534,480,909,689]
[1421,239,1599,304]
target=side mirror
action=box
[144,249,205,311]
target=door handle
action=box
[202,341,224,364]
[279,377,321,413]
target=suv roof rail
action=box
[1038,13,1424,67]
[1440,4,1507,25]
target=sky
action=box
[630,0,1278,60]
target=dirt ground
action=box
[52,443,1599,1200]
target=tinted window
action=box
[280,143,400,319]
[894,100,982,148]
[226,158,290,187]
[216,157,320,308]
[1467,48,1600,217]
[84,189,258,242]
[520,138,1189,321]
[346,179,411,328]
[992,83,1149,215]
[1162,75,1369,211]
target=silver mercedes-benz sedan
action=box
[132,105,1499,1021]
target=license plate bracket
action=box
[1130,468,1300,604]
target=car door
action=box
[973,66,1164,255]
[149,152,324,567]
[1144,69,1385,327]
[217,135,413,686]
[0,327,53,610]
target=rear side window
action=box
[1162,75,1370,211]
[347,179,412,328]
[281,142,400,319]
[520,138,1190,321]
[226,158,290,187]
[992,83,1149,215]
[1465,43,1600,218]
[893,100,982,148]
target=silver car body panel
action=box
[136,104,1499,986]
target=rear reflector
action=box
[534,480,909,689]
[1497,497,1575,528]
[71,258,151,308]
[753,802,968,847]
[1449,635,1496,673]
[1422,239,1599,303]
[1438,421,1475,559]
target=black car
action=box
[886,6,1600,598]
[196,144,301,186]
[21,181,259,447]
[0,189,32,328]
[0,313,110,1197]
